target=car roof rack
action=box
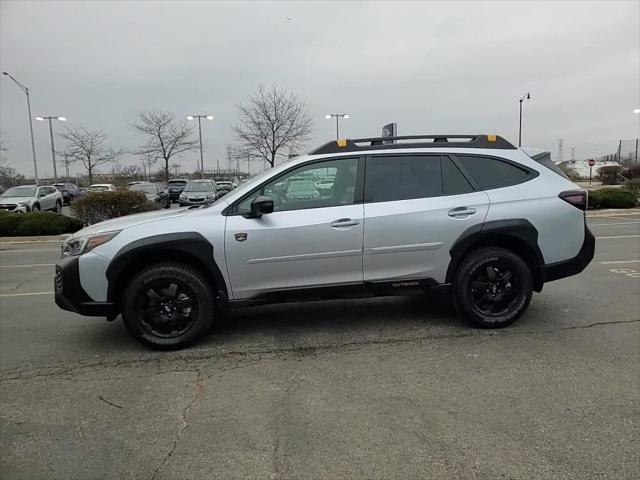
[309,134,516,155]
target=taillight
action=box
[559,190,587,211]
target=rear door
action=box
[363,154,490,285]
[224,156,364,299]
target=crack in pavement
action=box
[1,318,638,382]
[150,367,203,480]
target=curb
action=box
[585,209,640,218]
[0,234,70,244]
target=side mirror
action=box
[246,195,274,218]
[38,191,46,197]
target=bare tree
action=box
[58,127,123,184]
[131,110,199,181]
[233,85,313,168]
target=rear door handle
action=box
[448,207,477,217]
[331,218,360,228]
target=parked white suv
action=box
[0,185,63,213]
[55,135,594,349]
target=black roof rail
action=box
[309,134,517,155]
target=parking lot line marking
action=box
[0,240,64,245]
[0,249,60,253]
[596,235,640,240]
[0,291,53,297]
[589,221,640,227]
[0,263,55,268]
[600,260,640,264]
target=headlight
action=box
[62,230,121,257]
[18,200,30,206]
[179,193,186,199]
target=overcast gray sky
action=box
[1,0,639,178]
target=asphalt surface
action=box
[1,214,639,479]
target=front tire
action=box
[54,201,62,214]
[121,262,215,349]
[32,203,40,212]
[454,247,532,329]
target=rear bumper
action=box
[542,223,595,283]
[55,256,115,317]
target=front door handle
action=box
[331,218,360,228]
[448,207,477,218]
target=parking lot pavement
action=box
[1,216,638,479]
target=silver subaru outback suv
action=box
[55,134,594,349]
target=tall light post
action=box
[325,113,350,140]
[187,114,213,178]
[2,72,39,183]
[518,92,531,147]
[35,116,66,183]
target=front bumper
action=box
[55,255,115,317]
[542,224,595,283]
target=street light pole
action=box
[325,113,350,140]
[35,115,66,183]
[3,72,39,183]
[518,92,531,147]
[187,114,213,178]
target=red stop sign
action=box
[588,159,596,167]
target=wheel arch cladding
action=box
[105,232,227,309]
[446,219,545,292]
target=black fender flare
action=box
[445,219,545,290]
[105,232,227,307]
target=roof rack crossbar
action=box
[309,134,516,155]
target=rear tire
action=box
[121,262,215,349]
[454,247,532,328]
[55,201,62,214]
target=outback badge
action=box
[235,232,248,242]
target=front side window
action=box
[365,155,441,203]
[234,157,359,214]
[456,155,530,190]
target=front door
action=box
[363,154,490,285]
[224,157,364,299]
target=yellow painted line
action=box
[0,291,54,298]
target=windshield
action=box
[89,186,110,191]
[131,185,157,194]
[184,182,213,192]
[168,180,187,186]
[2,186,36,197]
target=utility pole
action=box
[186,115,213,178]
[3,72,39,183]
[325,113,350,140]
[518,92,531,147]
[64,152,70,182]
[558,139,564,162]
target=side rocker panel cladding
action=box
[445,219,544,288]
[105,232,227,306]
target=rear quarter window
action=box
[456,155,533,190]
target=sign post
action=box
[382,123,397,144]
[588,159,595,185]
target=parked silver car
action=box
[178,179,217,206]
[55,134,594,349]
[0,185,63,213]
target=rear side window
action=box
[365,155,441,202]
[531,155,570,180]
[442,157,474,195]
[456,155,530,190]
